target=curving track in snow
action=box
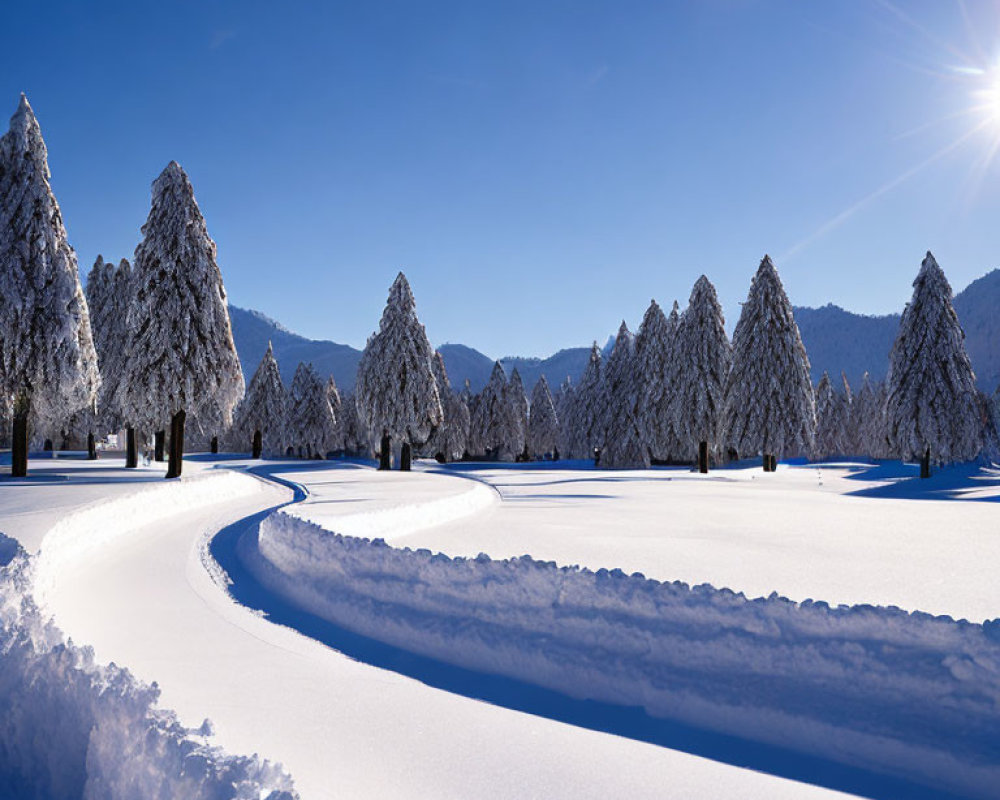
[33,459,852,800]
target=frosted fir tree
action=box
[470,361,519,460]
[339,393,370,458]
[506,367,529,460]
[636,300,681,462]
[813,372,838,460]
[326,375,343,452]
[600,322,649,469]
[851,372,880,458]
[528,375,559,460]
[885,252,981,473]
[672,276,732,469]
[118,161,243,478]
[231,342,288,458]
[86,256,132,438]
[0,94,100,476]
[554,376,576,459]
[723,255,815,469]
[288,362,337,459]
[573,342,608,460]
[422,350,469,462]
[838,372,854,456]
[355,273,442,470]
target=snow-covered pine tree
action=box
[813,372,837,461]
[636,300,681,462]
[723,255,815,469]
[851,372,878,458]
[326,375,343,453]
[672,276,732,469]
[874,380,890,459]
[86,256,133,440]
[231,342,288,458]
[0,94,100,476]
[289,362,337,459]
[528,375,559,460]
[600,322,649,469]
[458,379,476,458]
[422,350,469,462]
[575,342,607,461]
[119,161,243,478]
[886,252,981,474]
[838,372,854,456]
[506,367,529,460]
[355,273,442,470]
[339,393,370,458]
[470,361,518,460]
[555,376,576,459]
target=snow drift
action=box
[247,510,1000,799]
[0,470,298,800]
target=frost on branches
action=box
[599,322,649,469]
[118,162,244,442]
[506,367,529,460]
[339,393,370,458]
[724,255,815,462]
[852,372,885,459]
[554,377,576,458]
[470,361,519,460]
[355,273,442,454]
[636,300,680,462]
[886,252,982,465]
[289,362,337,459]
[672,276,731,463]
[0,95,99,444]
[85,256,132,436]
[562,343,605,459]
[231,342,289,457]
[326,375,343,452]
[422,350,469,462]
[528,375,559,460]
[813,371,847,460]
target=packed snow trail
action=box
[33,459,849,800]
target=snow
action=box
[242,461,1000,799]
[16,458,852,800]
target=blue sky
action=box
[4,0,1000,357]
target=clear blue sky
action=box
[4,0,1000,357]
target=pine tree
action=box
[422,350,469,462]
[573,343,606,460]
[528,375,559,460]
[289,362,337,459]
[355,273,442,470]
[600,322,649,469]
[231,342,288,458]
[555,376,576,459]
[0,95,100,476]
[723,255,815,468]
[339,393,370,458]
[838,372,854,456]
[886,253,981,472]
[470,361,519,460]
[118,161,243,478]
[326,375,343,453]
[458,379,476,458]
[813,372,837,460]
[506,367,529,460]
[636,300,681,462]
[673,276,732,467]
[851,372,879,458]
[86,256,132,438]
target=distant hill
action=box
[228,267,999,398]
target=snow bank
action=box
[249,511,1000,799]
[0,469,298,799]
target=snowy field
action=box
[3,455,999,798]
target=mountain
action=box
[228,305,362,392]
[228,266,999,399]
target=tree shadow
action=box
[812,460,1000,503]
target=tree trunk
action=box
[698,441,709,474]
[553,447,560,462]
[11,412,28,479]
[400,441,412,471]
[210,436,219,454]
[166,410,186,479]
[252,429,262,459]
[43,439,53,452]
[770,454,777,472]
[154,431,165,462]
[87,432,97,460]
[125,427,138,469]
[920,448,931,479]
[378,433,391,471]
[763,452,774,472]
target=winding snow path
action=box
[30,458,851,800]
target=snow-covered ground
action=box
[12,457,852,800]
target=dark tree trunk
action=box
[698,441,709,474]
[154,431,165,462]
[43,439,53,452]
[126,427,139,469]
[763,453,776,472]
[920,448,931,479]
[11,411,28,478]
[166,410,186,479]
[771,454,778,472]
[553,447,560,462]
[87,432,97,460]
[252,429,262,459]
[210,436,219,454]
[400,442,412,471]
[378,433,391,471]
